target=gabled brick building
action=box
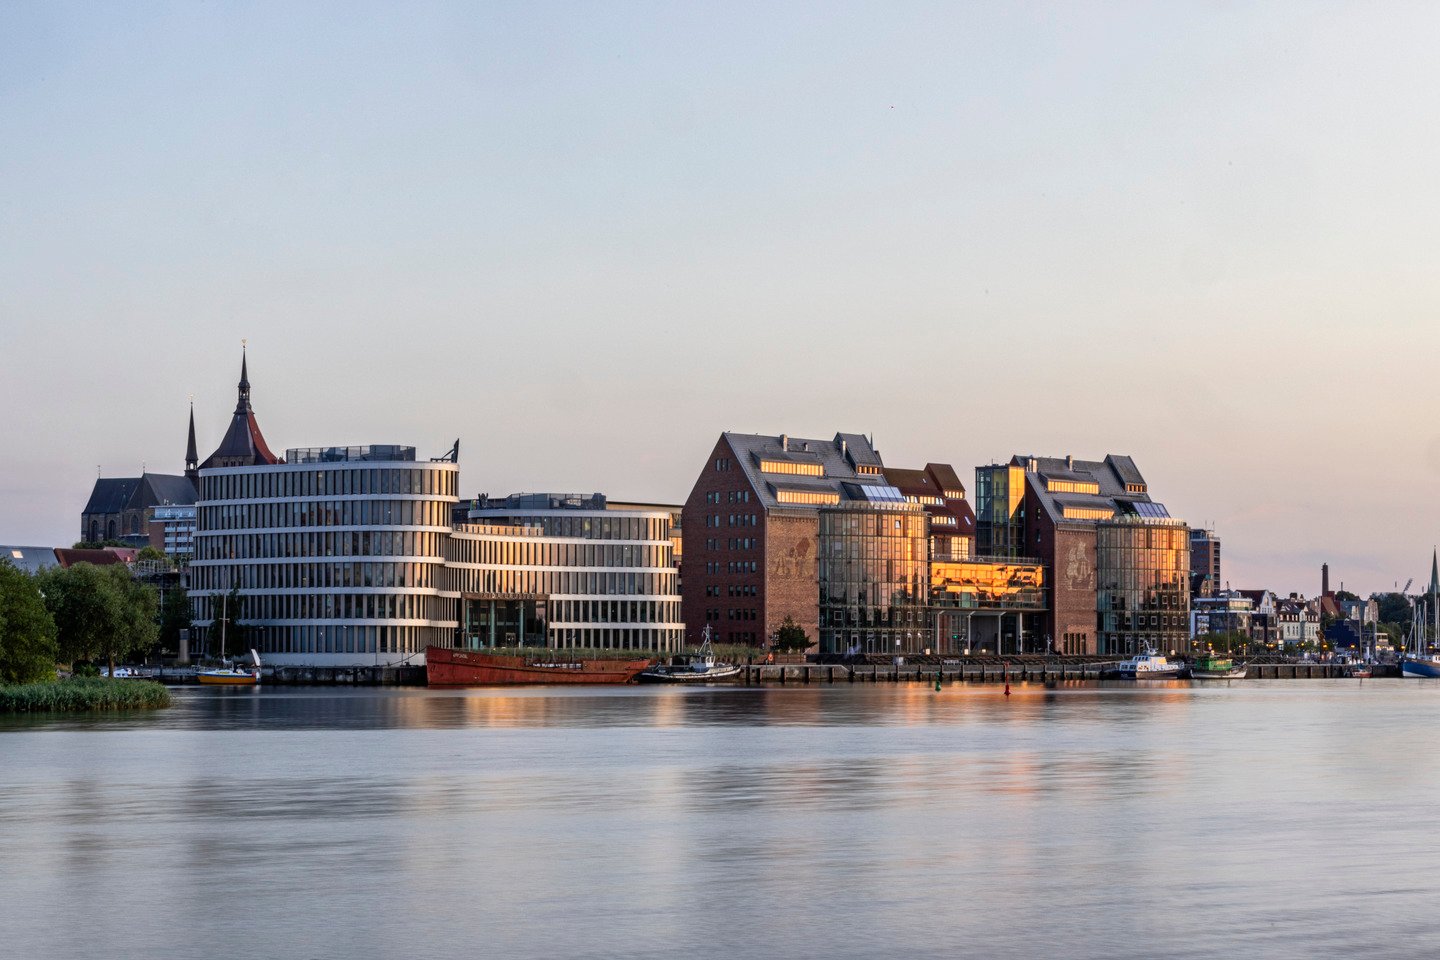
[681,432,884,647]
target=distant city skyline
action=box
[3,3,1439,595]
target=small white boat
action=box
[638,630,741,683]
[1115,648,1183,679]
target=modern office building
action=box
[884,463,976,560]
[447,492,684,653]
[979,454,1191,655]
[190,445,461,664]
[816,498,929,654]
[682,431,886,648]
[1189,528,1221,599]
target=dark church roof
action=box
[201,349,281,469]
[138,473,198,507]
[83,478,141,516]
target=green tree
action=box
[38,563,159,675]
[71,539,131,550]
[1374,592,1413,631]
[158,584,191,655]
[136,546,169,566]
[0,561,58,684]
[771,617,811,653]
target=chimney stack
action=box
[781,434,788,452]
[1322,563,1330,597]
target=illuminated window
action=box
[775,489,840,505]
[759,460,824,477]
[856,464,883,476]
[1046,479,1101,495]
[1061,505,1114,520]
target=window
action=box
[775,490,840,505]
[758,460,824,477]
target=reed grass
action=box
[0,678,172,713]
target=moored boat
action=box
[1114,648,1183,679]
[638,631,741,683]
[198,649,261,686]
[1189,654,1247,680]
[426,645,652,686]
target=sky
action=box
[2,2,1438,596]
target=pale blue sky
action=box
[3,2,1438,594]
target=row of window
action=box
[705,608,758,621]
[547,598,682,625]
[704,584,758,598]
[200,498,453,531]
[703,490,754,504]
[703,537,759,551]
[200,591,449,624]
[201,465,457,502]
[476,514,671,543]
[193,559,439,591]
[194,531,447,563]
[444,567,678,598]
[759,459,824,477]
[775,490,839,505]
[205,623,449,656]
[448,536,674,570]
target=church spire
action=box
[235,339,252,414]
[185,399,199,485]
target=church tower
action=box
[184,400,200,488]
[200,344,282,470]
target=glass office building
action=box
[1096,517,1191,655]
[445,493,684,653]
[817,501,929,654]
[190,446,460,665]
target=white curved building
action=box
[191,445,459,666]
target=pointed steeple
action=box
[1430,548,1438,602]
[184,400,199,486]
[201,342,281,470]
[235,340,252,414]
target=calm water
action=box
[3,679,1439,959]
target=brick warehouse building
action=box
[978,454,1190,656]
[681,432,885,647]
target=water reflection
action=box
[3,681,1438,960]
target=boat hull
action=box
[1401,657,1440,678]
[1191,669,1247,680]
[197,672,258,686]
[425,646,651,686]
[637,664,743,683]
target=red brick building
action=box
[681,432,885,648]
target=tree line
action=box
[0,559,192,683]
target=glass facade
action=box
[449,507,683,653]
[191,459,460,665]
[1096,518,1191,655]
[930,559,1045,610]
[974,464,1026,558]
[817,503,929,654]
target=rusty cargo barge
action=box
[425,646,652,686]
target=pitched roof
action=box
[137,473,198,507]
[201,350,281,469]
[54,547,137,568]
[722,431,884,511]
[83,477,141,516]
[1012,454,1174,528]
[0,546,59,575]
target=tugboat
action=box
[638,629,742,683]
[1114,646,1183,679]
[1189,653,1247,680]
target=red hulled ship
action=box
[425,646,653,686]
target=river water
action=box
[2,679,1437,959]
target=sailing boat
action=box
[198,592,261,685]
[1402,557,1440,678]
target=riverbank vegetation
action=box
[0,677,171,713]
